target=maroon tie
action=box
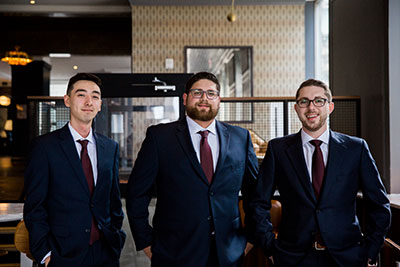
[199,131,214,183]
[77,140,100,245]
[310,140,325,199]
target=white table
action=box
[387,194,400,209]
[0,203,23,222]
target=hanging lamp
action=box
[1,46,33,66]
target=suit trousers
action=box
[206,236,219,267]
[80,238,119,267]
[297,249,338,267]
[42,238,118,267]
[274,248,337,267]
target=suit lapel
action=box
[93,132,106,197]
[214,121,229,177]
[58,124,91,195]
[320,131,346,202]
[176,119,209,185]
[285,132,316,202]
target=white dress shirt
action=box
[186,116,219,172]
[301,128,330,182]
[68,122,98,185]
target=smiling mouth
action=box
[197,103,210,108]
[306,114,318,120]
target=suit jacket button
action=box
[85,229,90,233]
[207,216,212,221]
[91,203,94,208]
[316,209,320,214]
[209,192,214,196]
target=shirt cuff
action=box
[41,251,51,264]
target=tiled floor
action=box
[120,199,154,267]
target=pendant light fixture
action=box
[1,46,33,66]
[227,0,237,22]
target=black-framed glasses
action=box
[189,89,220,100]
[296,97,329,108]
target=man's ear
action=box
[329,101,335,114]
[183,93,188,106]
[294,103,299,114]
[64,94,70,107]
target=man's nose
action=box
[85,96,93,105]
[307,102,317,111]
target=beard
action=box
[300,112,328,133]
[186,101,219,121]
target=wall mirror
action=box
[185,46,253,98]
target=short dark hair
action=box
[66,73,102,95]
[296,79,332,101]
[185,72,220,94]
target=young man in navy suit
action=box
[126,72,259,267]
[24,73,125,267]
[248,79,391,267]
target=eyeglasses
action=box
[189,89,220,100]
[296,97,329,108]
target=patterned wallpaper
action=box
[131,4,305,97]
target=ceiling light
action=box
[30,0,35,5]
[73,65,78,70]
[49,53,71,58]
[51,13,68,18]
[1,46,32,66]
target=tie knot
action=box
[77,139,89,149]
[198,130,209,139]
[310,139,323,147]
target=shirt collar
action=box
[68,122,95,144]
[301,128,330,146]
[186,116,217,136]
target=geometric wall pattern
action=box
[132,5,305,97]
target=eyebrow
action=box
[74,88,101,95]
[298,96,325,99]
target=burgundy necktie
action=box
[199,131,214,184]
[77,140,100,245]
[310,140,325,199]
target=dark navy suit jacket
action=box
[126,119,258,267]
[247,130,391,266]
[24,124,126,266]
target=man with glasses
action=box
[247,79,391,266]
[126,72,258,267]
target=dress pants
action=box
[206,236,219,267]
[80,238,119,267]
[42,238,118,267]
[295,249,338,267]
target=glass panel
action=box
[314,0,329,84]
[186,47,252,97]
[37,101,69,136]
[101,97,180,177]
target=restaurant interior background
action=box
[0,0,399,266]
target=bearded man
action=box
[126,72,259,267]
[247,79,391,267]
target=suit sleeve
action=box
[245,140,277,256]
[23,138,51,262]
[108,142,126,255]
[241,130,259,243]
[126,126,158,250]
[359,139,391,261]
